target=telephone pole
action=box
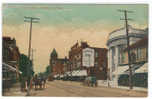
[24,16,40,96]
[31,49,36,63]
[118,9,133,89]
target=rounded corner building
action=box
[107,25,148,87]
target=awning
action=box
[135,63,148,73]
[54,75,57,78]
[124,63,146,74]
[54,74,60,78]
[113,66,129,75]
[64,72,72,76]
[2,62,22,74]
[60,75,64,78]
[72,70,87,76]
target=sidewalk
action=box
[3,82,36,96]
[118,86,147,92]
[3,82,26,96]
[98,80,147,92]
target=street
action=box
[30,80,147,97]
[3,80,147,97]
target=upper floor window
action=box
[118,45,126,65]
[95,52,98,58]
[95,61,98,67]
[136,48,142,61]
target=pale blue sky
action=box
[3,4,148,27]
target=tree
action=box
[19,54,34,80]
[44,65,51,77]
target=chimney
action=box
[81,41,89,48]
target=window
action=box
[111,47,115,71]
[52,60,55,65]
[137,48,141,60]
[118,45,126,64]
[95,61,98,67]
[95,52,98,58]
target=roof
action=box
[3,36,16,42]
[51,48,58,58]
[124,36,148,51]
[58,58,68,62]
[107,25,147,45]
[89,47,107,51]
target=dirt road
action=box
[32,80,147,97]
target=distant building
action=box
[68,41,108,80]
[49,48,69,78]
[107,25,148,87]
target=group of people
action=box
[83,76,98,87]
[20,74,47,92]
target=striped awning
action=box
[72,70,87,76]
[2,62,22,74]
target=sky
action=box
[2,4,148,73]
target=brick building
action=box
[2,36,20,79]
[88,47,108,80]
[68,41,88,71]
[68,41,108,80]
[2,36,21,91]
[49,48,69,77]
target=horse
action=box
[33,75,40,90]
[41,77,47,89]
[33,75,46,90]
[83,76,97,87]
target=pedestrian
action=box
[91,76,97,87]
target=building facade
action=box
[2,36,21,90]
[107,25,148,87]
[2,37,20,78]
[118,36,148,88]
[68,41,108,80]
[123,36,148,64]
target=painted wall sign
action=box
[82,48,94,67]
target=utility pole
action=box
[118,9,133,89]
[31,49,36,63]
[24,16,40,96]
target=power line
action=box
[118,9,133,90]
